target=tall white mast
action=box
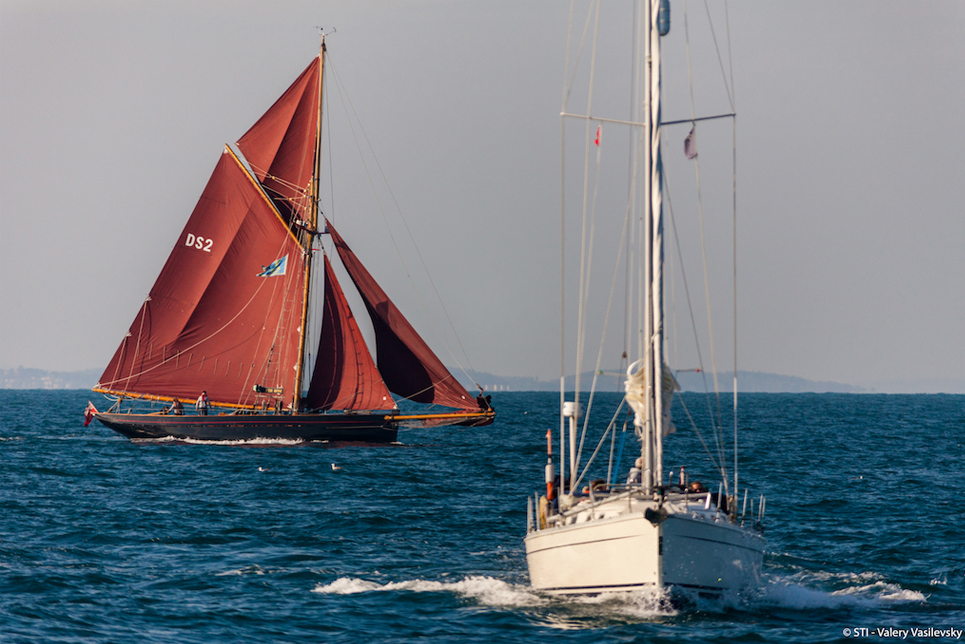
[639,0,667,491]
[650,0,666,490]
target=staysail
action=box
[304,256,396,411]
[95,148,306,408]
[326,220,479,410]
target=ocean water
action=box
[1,389,963,643]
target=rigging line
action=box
[255,172,309,199]
[242,160,313,205]
[324,59,336,225]
[560,0,584,390]
[231,212,304,406]
[123,298,151,393]
[304,75,336,390]
[684,0,726,479]
[664,170,727,482]
[606,412,620,485]
[725,0,740,498]
[577,117,603,413]
[576,144,637,470]
[563,0,597,112]
[576,0,603,405]
[674,388,724,475]
[326,54,479,390]
[240,239,304,407]
[101,227,302,394]
[623,0,642,385]
[388,375,460,407]
[574,397,627,492]
[703,0,735,112]
[563,0,575,111]
[560,119,567,389]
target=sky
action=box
[1,0,963,393]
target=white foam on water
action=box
[216,565,267,577]
[312,575,545,607]
[565,587,677,619]
[832,580,927,603]
[754,571,928,610]
[132,436,307,447]
[311,576,681,620]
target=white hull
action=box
[525,493,763,596]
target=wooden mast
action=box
[292,37,325,412]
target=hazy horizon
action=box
[3,364,962,395]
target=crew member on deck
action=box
[168,399,183,415]
[196,391,209,416]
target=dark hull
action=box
[95,412,398,443]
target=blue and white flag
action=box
[257,255,288,277]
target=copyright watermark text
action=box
[842,627,963,639]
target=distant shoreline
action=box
[3,366,962,395]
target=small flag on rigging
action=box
[594,124,602,147]
[684,125,697,159]
[257,255,288,277]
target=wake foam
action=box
[313,575,544,607]
[132,436,307,446]
[754,571,927,610]
[312,570,925,618]
[312,576,676,619]
[563,587,677,619]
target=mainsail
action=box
[96,148,306,408]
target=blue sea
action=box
[2,389,963,643]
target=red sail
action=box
[326,220,477,409]
[96,148,305,408]
[304,256,395,411]
[236,58,320,225]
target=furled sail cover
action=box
[304,256,395,411]
[237,57,320,225]
[326,220,479,410]
[96,148,305,407]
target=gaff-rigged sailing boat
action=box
[524,1,763,596]
[87,39,494,443]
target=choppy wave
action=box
[3,389,963,643]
